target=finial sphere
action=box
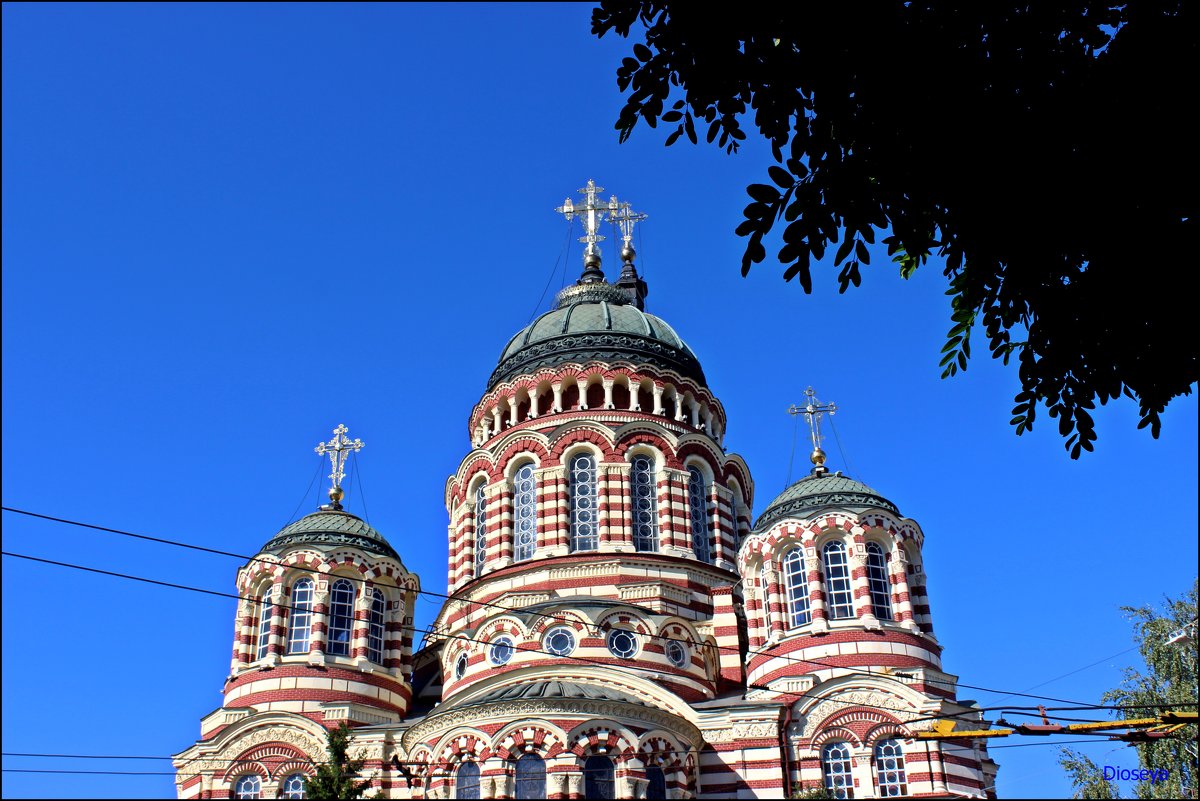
[329,486,345,502]
[621,245,636,262]
[810,447,827,466]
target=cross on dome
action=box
[314,424,363,508]
[788,388,838,474]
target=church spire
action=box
[314,424,363,510]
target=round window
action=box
[544,626,576,657]
[607,629,639,659]
[454,653,468,680]
[489,636,515,665]
[665,639,688,668]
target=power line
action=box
[5,506,1189,714]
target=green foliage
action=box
[792,785,834,799]
[304,722,374,801]
[592,1,1199,457]
[1060,581,1198,799]
[1059,749,1121,799]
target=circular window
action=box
[454,653,468,680]
[665,639,688,668]
[544,626,576,657]
[606,629,639,659]
[489,636,515,665]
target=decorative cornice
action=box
[488,333,705,391]
[754,490,899,531]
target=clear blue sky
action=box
[2,4,1195,799]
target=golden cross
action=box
[314,424,364,494]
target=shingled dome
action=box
[260,508,402,562]
[753,472,900,531]
[488,282,704,390]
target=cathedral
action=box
[173,181,1000,799]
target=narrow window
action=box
[631,455,659,552]
[256,592,272,660]
[822,541,855,619]
[760,563,773,631]
[474,483,487,576]
[583,755,616,800]
[874,739,907,797]
[867,543,894,621]
[569,453,598,552]
[234,775,262,800]
[367,589,386,663]
[729,491,740,547]
[688,467,711,562]
[281,773,306,799]
[822,742,854,799]
[287,578,314,654]
[514,754,545,799]
[646,765,667,800]
[327,579,355,656]
[513,463,537,562]
[456,760,480,800]
[783,548,811,627]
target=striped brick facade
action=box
[175,259,997,798]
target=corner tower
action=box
[173,426,419,800]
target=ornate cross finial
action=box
[609,200,648,257]
[556,179,619,280]
[787,388,837,474]
[314,424,363,508]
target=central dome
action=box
[488,281,704,390]
[260,508,402,562]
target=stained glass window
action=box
[475,483,487,576]
[514,754,545,799]
[688,467,711,563]
[513,463,537,562]
[875,739,907,797]
[570,454,598,552]
[631,455,658,552]
[822,742,854,799]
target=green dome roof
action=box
[488,282,705,390]
[753,472,900,531]
[261,508,402,562]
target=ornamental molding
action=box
[489,333,705,391]
[754,492,899,531]
[182,725,324,779]
[403,698,701,752]
[794,689,936,740]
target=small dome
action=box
[260,508,402,562]
[753,472,899,531]
[488,283,704,390]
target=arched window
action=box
[583,755,616,800]
[822,540,855,619]
[327,579,355,656]
[514,753,545,799]
[456,759,480,800]
[759,562,773,630]
[367,589,386,663]
[281,773,306,799]
[474,483,488,576]
[783,548,811,627]
[569,453,598,552]
[729,490,741,546]
[866,543,894,621]
[287,578,314,654]
[688,467,711,562]
[874,739,907,797]
[255,590,272,660]
[234,774,262,800]
[631,455,659,552]
[513,463,537,562]
[646,765,667,800]
[821,742,854,799]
